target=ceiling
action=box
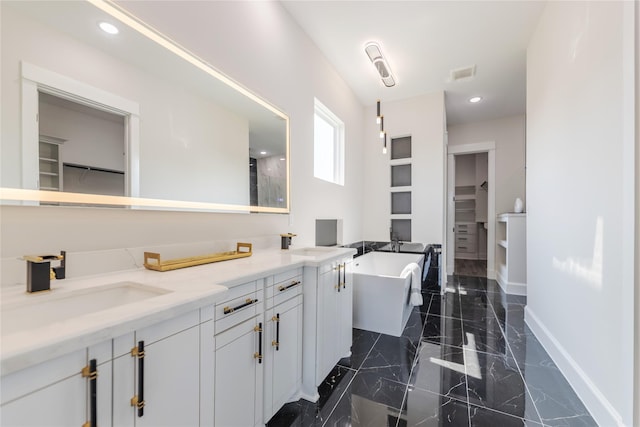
[280,1,546,126]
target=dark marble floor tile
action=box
[462,317,508,355]
[506,326,556,369]
[417,293,432,313]
[360,334,418,384]
[422,313,465,348]
[459,293,496,323]
[469,404,543,427]
[401,388,470,427]
[429,292,463,319]
[410,341,468,402]
[402,308,427,345]
[343,370,407,412]
[339,328,380,370]
[267,399,322,427]
[315,365,356,422]
[464,349,541,423]
[521,365,597,427]
[321,388,403,427]
[487,295,524,327]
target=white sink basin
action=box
[287,247,338,257]
[2,282,171,335]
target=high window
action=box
[313,99,344,185]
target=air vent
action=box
[449,65,476,82]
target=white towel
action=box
[401,262,423,306]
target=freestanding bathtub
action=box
[352,251,425,337]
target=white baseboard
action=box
[496,272,526,295]
[487,267,496,280]
[524,307,624,426]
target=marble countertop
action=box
[1,246,356,376]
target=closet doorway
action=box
[446,142,496,279]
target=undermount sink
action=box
[287,247,338,257]
[2,282,171,335]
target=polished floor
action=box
[267,276,598,427]
[454,259,487,278]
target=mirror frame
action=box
[0,0,290,214]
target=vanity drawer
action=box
[215,280,262,334]
[273,268,302,284]
[267,275,303,308]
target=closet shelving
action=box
[454,185,477,259]
[38,135,66,191]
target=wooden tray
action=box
[143,242,252,272]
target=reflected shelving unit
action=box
[38,135,66,191]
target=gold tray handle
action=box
[237,242,252,254]
[144,252,161,267]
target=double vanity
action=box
[0,246,356,426]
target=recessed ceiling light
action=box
[260,151,267,155]
[469,96,482,103]
[280,158,285,161]
[99,22,119,35]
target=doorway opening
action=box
[445,142,496,280]
[452,153,488,277]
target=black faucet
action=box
[23,250,65,293]
[280,233,296,250]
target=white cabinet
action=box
[113,310,201,427]
[212,279,264,427]
[301,256,353,401]
[1,341,112,427]
[264,269,303,422]
[496,213,527,295]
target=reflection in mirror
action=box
[39,92,127,198]
[0,0,289,212]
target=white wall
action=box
[455,154,475,187]
[526,2,635,426]
[362,93,445,244]
[636,2,640,422]
[0,2,364,261]
[448,115,526,215]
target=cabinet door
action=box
[136,326,200,427]
[215,317,263,427]
[1,373,86,427]
[338,259,353,359]
[265,295,302,421]
[1,350,87,427]
[317,263,340,384]
[112,311,200,427]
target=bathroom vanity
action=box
[0,247,356,426]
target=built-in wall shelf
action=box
[496,213,526,295]
[389,136,412,241]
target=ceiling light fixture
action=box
[469,96,482,103]
[98,22,119,35]
[365,42,396,87]
[376,101,387,154]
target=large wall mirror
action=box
[0,0,289,213]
